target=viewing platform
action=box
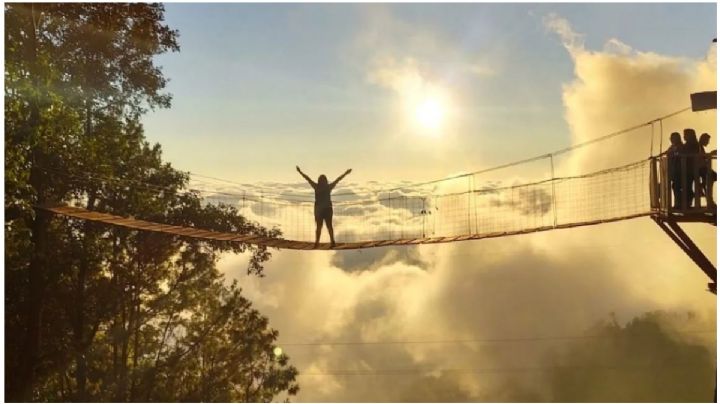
[650,154,717,225]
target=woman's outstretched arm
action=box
[297,166,317,187]
[331,169,352,188]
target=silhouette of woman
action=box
[296,166,352,248]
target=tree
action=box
[5,3,299,401]
[547,311,715,402]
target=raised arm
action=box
[296,166,317,188]
[330,169,352,188]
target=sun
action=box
[413,97,445,132]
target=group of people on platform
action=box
[665,128,717,209]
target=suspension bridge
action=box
[38,108,716,253]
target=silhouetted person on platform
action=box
[699,133,717,206]
[700,133,717,157]
[296,166,352,248]
[666,132,683,209]
[682,129,701,208]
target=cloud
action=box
[366,55,452,133]
[543,12,585,53]
[377,191,425,213]
[543,13,716,173]
[230,229,714,402]
[603,38,633,55]
[354,5,500,84]
[466,59,497,77]
[354,5,501,135]
[489,187,553,216]
[331,245,429,273]
[334,204,376,217]
[367,56,427,96]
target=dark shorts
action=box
[314,206,333,222]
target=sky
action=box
[143,3,716,183]
[141,3,717,402]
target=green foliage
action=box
[5,3,298,401]
[547,311,715,402]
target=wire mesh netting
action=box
[200,159,654,243]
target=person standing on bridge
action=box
[296,166,352,248]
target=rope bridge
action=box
[39,108,710,250]
[41,160,654,250]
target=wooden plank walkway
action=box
[39,205,653,251]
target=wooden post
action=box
[649,157,659,210]
[660,156,670,214]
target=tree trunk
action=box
[129,308,141,402]
[115,290,130,402]
[13,205,50,401]
[111,236,121,388]
[73,196,96,402]
[10,5,47,399]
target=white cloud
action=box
[543,12,585,53]
[543,14,716,173]
[603,38,633,55]
[466,59,497,77]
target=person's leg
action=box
[708,169,717,206]
[314,215,323,248]
[325,208,335,247]
[699,167,707,197]
[671,180,682,209]
[686,174,695,208]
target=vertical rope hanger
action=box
[649,121,655,158]
[472,175,479,234]
[659,119,664,154]
[467,176,472,234]
[549,154,558,228]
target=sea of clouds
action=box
[212,11,716,402]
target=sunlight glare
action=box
[414,97,445,131]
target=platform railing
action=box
[650,154,716,217]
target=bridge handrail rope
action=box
[35,159,651,208]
